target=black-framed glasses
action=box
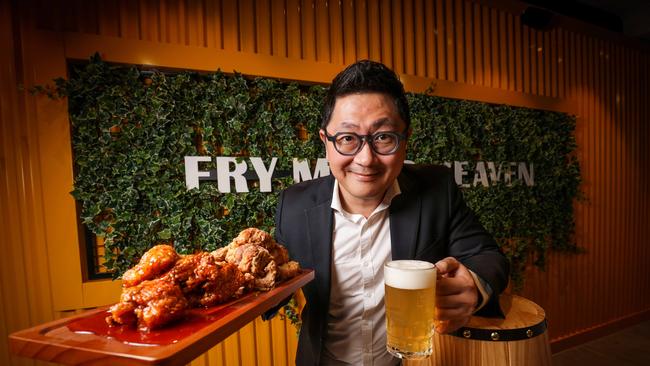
[322,128,408,156]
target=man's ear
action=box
[318,130,329,159]
[318,129,327,144]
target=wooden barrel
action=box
[406,295,551,366]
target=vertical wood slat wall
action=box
[1,0,649,365]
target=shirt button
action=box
[365,292,372,298]
[363,261,370,267]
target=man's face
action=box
[320,92,408,212]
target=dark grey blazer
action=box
[274,164,510,366]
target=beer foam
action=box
[384,260,436,290]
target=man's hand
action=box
[434,257,479,334]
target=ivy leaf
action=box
[157,229,172,240]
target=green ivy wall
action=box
[61,56,580,287]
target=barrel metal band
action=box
[448,319,547,342]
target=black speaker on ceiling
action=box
[521,0,623,33]
[521,6,555,31]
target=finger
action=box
[437,288,479,313]
[436,297,475,314]
[436,273,475,295]
[435,305,470,319]
[436,292,476,312]
[436,277,466,295]
[435,257,460,276]
[436,289,478,315]
[436,297,474,311]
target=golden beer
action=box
[384,260,437,359]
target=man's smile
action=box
[347,169,382,180]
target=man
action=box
[274,60,509,365]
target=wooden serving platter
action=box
[9,269,314,366]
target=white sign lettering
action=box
[250,157,278,192]
[184,156,534,191]
[184,156,212,189]
[292,158,330,183]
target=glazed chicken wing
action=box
[107,277,188,331]
[192,255,249,306]
[121,244,179,287]
[105,300,137,326]
[162,252,207,293]
[163,252,249,306]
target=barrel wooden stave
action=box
[404,295,551,366]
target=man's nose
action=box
[353,140,376,165]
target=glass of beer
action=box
[384,260,437,359]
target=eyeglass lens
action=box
[334,132,400,155]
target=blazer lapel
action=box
[305,178,334,307]
[389,171,421,260]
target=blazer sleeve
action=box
[445,172,510,317]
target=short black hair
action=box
[321,60,410,130]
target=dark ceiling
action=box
[520,0,650,42]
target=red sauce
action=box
[67,304,237,346]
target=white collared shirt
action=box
[321,180,401,366]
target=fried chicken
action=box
[268,245,289,267]
[190,256,249,306]
[163,252,249,306]
[162,252,209,293]
[225,244,278,290]
[229,227,275,249]
[224,227,290,265]
[109,250,250,330]
[105,301,136,326]
[108,228,302,331]
[278,261,302,280]
[107,277,188,331]
[121,244,178,287]
[212,228,300,291]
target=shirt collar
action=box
[330,179,402,217]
